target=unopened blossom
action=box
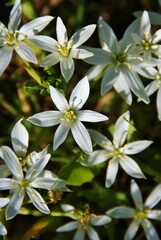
[38,17,96,82]
[0,119,66,220]
[81,111,152,187]
[27,77,108,153]
[0,0,54,75]
[0,198,9,235]
[57,204,111,240]
[107,179,161,240]
[83,15,158,105]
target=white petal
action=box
[107,206,135,218]
[60,57,75,82]
[27,111,62,127]
[101,66,118,95]
[0,222,7,236]
[0,46,13,76]
[56,221,78,232]
[120,155,146,179]
[90,215,111,225]
[144,184,161,209]
[153,29,161,43]
[123,140,153,155]
[71,120,93,153]
[78,110,108,122]
[41,52,60,66]
[69,76,89,110]
[140,11,151,36]
[15,42,37,63]
[156,87,161,121]
[0,198,9,208]
[145,81,158,97]
[87,226,100,240]
[0,146,23,179]
[53,122,70,151]
[49,86,69,111]
[105,158,119,188]
[88,129,113,150]
[147,210,161,221]
[86,64,106,81]
[29,35,57,52]
[19,16,54,39]
[8,0,21,31]
[142,218,160,240]
[26,187,50,214]
[70,48,93,59]
[61,204,75,212]
[130,179,143,210]
[83,47,110,65]
[113,111,130,148]
[0,164,10,177]
[6,190,25,220]
[0,179,16,190]
[124,220,140,240]
[71,24,96,48]
[84,150,112,166]
[74,230,85,240]
[11,119,29,157]
[31,177,65,190]
[56,17,68,44]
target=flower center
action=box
[4,32,18,47]
[57,40,72,57]
[113,148,120,156]
[116,53,127,63]
[61,109,77,126]
[76,208,96,230]
[21,179,29,188]
[134,209,151,219]
[142,33,158,51]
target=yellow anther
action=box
[57,40,72,57]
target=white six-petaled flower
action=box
[27,76,108,153]
[107,179,161,240]
[0,0,54,75]
[81,111,152,187]
[37,17,96,82]
[0,119,66,220]
[56,204,111,240]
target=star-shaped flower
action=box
[27,76,108,153]
[57,204,111,240]
[107,179,161,240]
[0,0,54,75]
[37,17,96,82]
[0,119,66,220]
[81,111,152,187]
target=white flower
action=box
[0,198,9,236]
[38,17,96,82]
[83,16,158,105]
[27,76,108,153]
[0,0,54,75]
[81,111,152,187]
[0,119,66,220]
[107,179,161,240]
[56,204,111,240]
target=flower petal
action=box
[8,0,21,31]
[123,140,153,155]
[78,110,108,122]
[130,179,143,210]
[0,179,16,190]
[70,48,93,59]
[144,184,161,209]
[0,222,7,236]
[71,120,93,153]
[41,52,60,66]
[56,221,78,232]
[11,119,29,157]
[15,41,37,63]
[0,146,23,179]
[86,64,106,81]
[147,210,161,221]
[71,24,96,48]
[60,57,75,82]
[106,206,135,219]
[124,219,140,240]
[142,218,160,240]
[0,198,9,208]
[90,215,111,225]
[74,229,85,240]
[26,187,50,214]
[105,158,119,188]
[30,177,65,190]
[56,17,68,44]
[120,155,146,179]
[27,110,62,127]
[84,150,111,166]
[113,111,130,148]
[69,76,89,110]
[0,46,13,76]
[156,87,161,121]
[83,47,110,65]
[53,122,70,151]
[6,190,25,220]
[140,11,151,36]
[87,226,100,240]
[50,86,69,111]
[29,35,57,52]
[19,16,54,39]
[89,129,113,150]
[101,66,118,95]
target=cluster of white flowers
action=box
[0,0,161,239]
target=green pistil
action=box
[57,40,72,57]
